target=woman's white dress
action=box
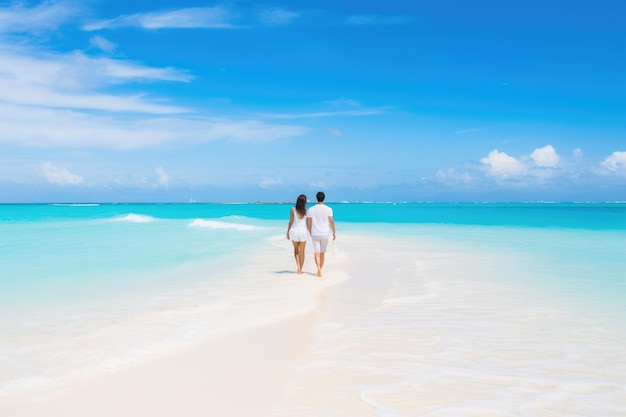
[289,208,309,242]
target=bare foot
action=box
[317,270,322,277]
[297,270,302,274]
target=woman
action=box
[286,194,308,274]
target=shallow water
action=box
[272,232,626,416]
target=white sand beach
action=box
[1,233,625,416]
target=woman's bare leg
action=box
[297,241,306,274]
[292,241,301,273]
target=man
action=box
[306,191,336,277]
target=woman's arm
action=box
[286,208,294,239]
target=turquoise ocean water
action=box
[1,202,625,404]
[4,202,623,310]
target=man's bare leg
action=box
[314,253,321,277]
[315,252,325,277]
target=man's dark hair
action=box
[316,191,325,202]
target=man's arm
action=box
[307,217,312,234]
[329,216,336,240]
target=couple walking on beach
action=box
[286,191,336,277]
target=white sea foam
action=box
[189,218,263,230]
[49,203,100,207]
[111,213,156,223]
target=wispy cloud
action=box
[0,45,194,114]
[0,104,308,149]
[0,2,308,150]
[309,181,328,190]
[324,98,362,108]
[347,15,414,25]
[89,36,118,53]
[259,109,385,120]
[42,162,84,185]
[436,169,473,185]
[0,0,81,34]
[155,167,170,186]
[259,177,283,189]
[83,6,238,31]
[257,8,299,26]
[259,99,387,119]
[454,128,483,135]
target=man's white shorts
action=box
[311,236,330,253]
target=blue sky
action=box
[0,0,624,202]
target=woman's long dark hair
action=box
[295,194,307,217]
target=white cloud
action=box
[573,148,583,158]
[83,7,237,31]
[42,162,84,185]
[0,3,309,151]
[530,145,559,168]
[478,145,569,182]
[480,150,527,179]
[259,177,282,189]
[257,98,390,119]
[89,36,118,53]
[259,109,384,119]
[347,15,413,25]
[0,1,81,34]
[325,98,362,108]
[155,167,170,186]
[328,128,343,137]
[258,8,298,25]
[309,182,328,190]
[0,3,177,114]
[259,99,386,120]
[601,151,626,175]
[0,104,308,148]
[0,47,193,114]
[436,169,472,185]
[99,58,193,83]
[454,128,482,135]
